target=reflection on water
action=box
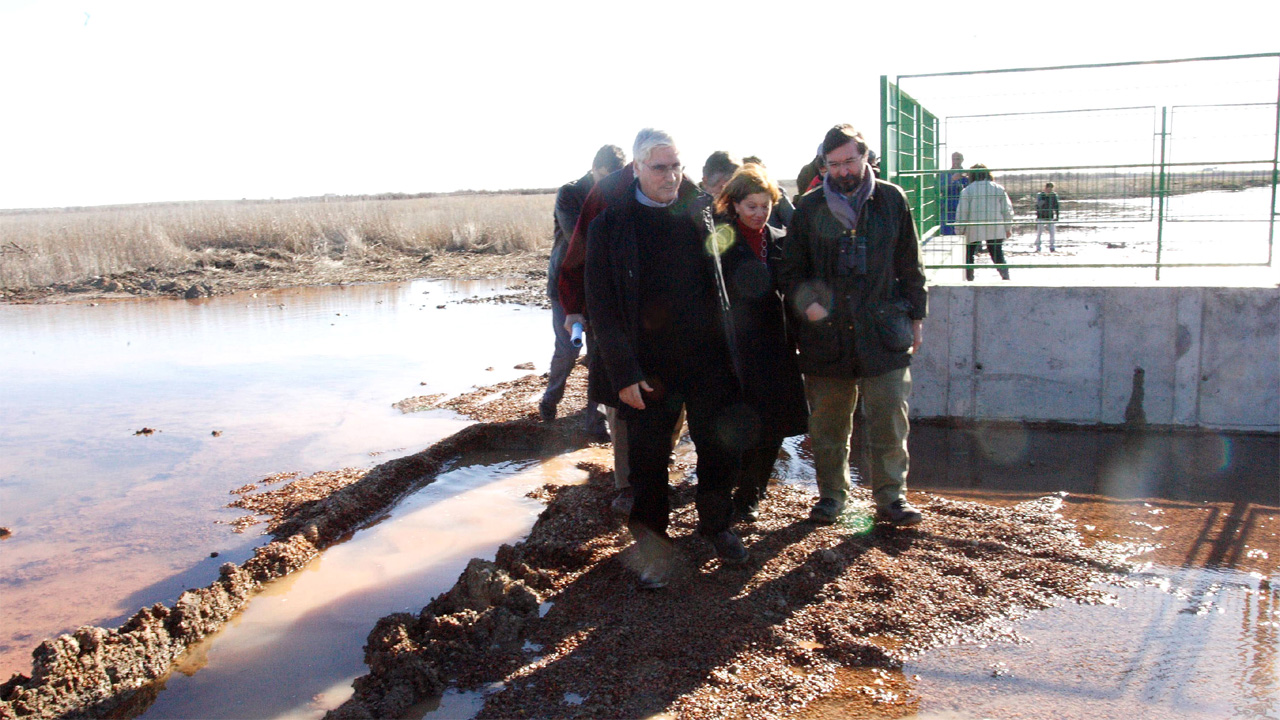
[137,449,603,720]
[0,279,551,677]
[906,422,1278,505]
[906,566,1278,719]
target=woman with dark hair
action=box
[712,165,809,522]
[956,163,1013,280]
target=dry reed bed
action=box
[0,194,554,289]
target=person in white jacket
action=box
[955,164,1012,280]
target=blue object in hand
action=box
[570,322,584,349]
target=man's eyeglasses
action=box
[827,158,863,172]
[643,162,684,177]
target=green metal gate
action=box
[880,77,940,237]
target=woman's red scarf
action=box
[736,219,767,262]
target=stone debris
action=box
[327,464,1133,720]
[394,364,588,425]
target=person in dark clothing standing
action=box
[540,145,626,434]
[1034,181,1060,252]
[711,165,808,522]
[586,128,749,589]
[939,151,969,237]
[779,124,929,528]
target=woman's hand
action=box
[619,381,654,410]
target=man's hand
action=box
[564,313,586,333]
[804,302,829,322]
[911,319,923,355]
[619,381,653,410]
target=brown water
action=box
[136,448,607,720]
[841,423,1278,719]
[0,279,551,678]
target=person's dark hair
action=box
[702,151,741,181]
[1045,181,1055,189]
[714,165,781,219]
[821,124,869,159]
[742,155,764,167]
[592,144,626,173]
[969,164,992,182]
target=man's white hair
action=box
[633,128,677,166]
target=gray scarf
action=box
[823,165,874,230]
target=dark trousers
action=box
[735,435,783,512]
[964,239,1010,280]
[541,299,606,432]
[624,367,741,537]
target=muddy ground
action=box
[2,255,1275,719]
[0,247,551,306]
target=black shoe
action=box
[808,498,843,525]
[735,505,760,523]
[610,487,634,517]
[876,499,924,526]
[707,529,748,564]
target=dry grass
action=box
[0,193,554,289]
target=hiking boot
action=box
[610,487,634,517]
[808,498,843,525]
[707,529,748,565]
[632,527,673,590]
[876,499,924,527]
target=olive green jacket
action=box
[778,179,927,378]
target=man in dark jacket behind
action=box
[779,124,928,527]
[585,128,749,589]
[539,144,626,434]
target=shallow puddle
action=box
[905,565,1277,719]
[788,422,1279,719]
[136,447,607,720]
[0,279,553,677]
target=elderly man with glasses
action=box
[585,128,749,589]
[778,124,929,528]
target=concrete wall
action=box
[912,285,1280,432]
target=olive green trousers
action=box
[803,367,912,510]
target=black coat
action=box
[584,182,738,408]
[717,220,809,440]
[778,179,928,379]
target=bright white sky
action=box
[1,0,1277,210]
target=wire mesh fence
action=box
[881,54,1280,281]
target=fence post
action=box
[880,76,896,182]
[1156,106,1169,281]
[1269,57,1280,266]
